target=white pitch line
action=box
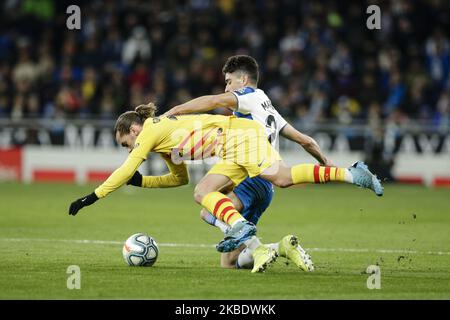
[307,247,450,256]
[0,237,215,248]
[1,237,449,256]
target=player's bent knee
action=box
[193,182,215,204]
[193,186,206,204]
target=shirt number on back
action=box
[266,115,277,144]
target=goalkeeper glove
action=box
[127,171,143,187]
[69,192,99,216]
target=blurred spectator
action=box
[36,44,55,81]
[425,29,450,90]
[331,95,361,125]
[12,47,38,87]
[329,42,353,77]
[55,85,82,117]
[128,61,150,89]
[78,36,103,68]
[122,26,151,66]
[102,28,123,64]
[0,0,448,125]
[434,90,450,129]
[383,71,406,117]
[98,86,117,120]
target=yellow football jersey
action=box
[95,114,232,198]
[94,114,280,198]
[131,114,231,162]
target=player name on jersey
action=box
[232,87,287,147]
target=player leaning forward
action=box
[69,108,383,274]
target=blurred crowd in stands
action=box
[0,0,449,130]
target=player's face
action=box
[224,72,246,92]
[116,124,142,153]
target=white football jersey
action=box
[231,87,287,148]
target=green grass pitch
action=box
[0,182,449,299]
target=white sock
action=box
[267,242,279,254]
[236,247,254,269]
[214,219,229,233]
[243,236,262,250]
[344,169,353,183]
[200,211,230,233]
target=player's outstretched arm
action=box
[280,123,334,167]
[68,156,144,216]
[69,121,164,215]
[127,153,189,188]
[163,92,237,117]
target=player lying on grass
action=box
[160,55,336,270]
[68,104,383,273]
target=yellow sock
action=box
[291,164,347,184]
[201,192,245,226]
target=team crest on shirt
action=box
[234,87,255,96]
[153,117,160,123]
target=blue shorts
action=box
[233,176,274,225]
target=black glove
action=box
[69,192,99,216]
[127,171,143,187]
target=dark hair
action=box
[222,55,259,85]
[114,102,157,136]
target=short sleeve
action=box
[231,87,256,114]
[274,110,288,133]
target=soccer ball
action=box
[122,233,159,267]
